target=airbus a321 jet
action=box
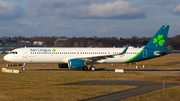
[4,25,171,71]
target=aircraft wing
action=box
[74,44,130,62]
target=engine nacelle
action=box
[68,59,86,69]
[58,63,68,68]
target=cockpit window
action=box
[9,51,18,54]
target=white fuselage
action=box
[4,47,143,64]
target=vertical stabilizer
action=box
[145,25,169,49]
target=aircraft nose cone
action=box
[3,55,9,61]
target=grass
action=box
[0,71,139,101]
[1,54,180,100]
[0,54,5,57]
[95,54,180,70]
[0,70,180,101]
[139,54,180,67]
[122,86,180,101]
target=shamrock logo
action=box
[153,35,165,47]
[52,49,56,52]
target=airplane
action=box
[3,25,171,71]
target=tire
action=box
[91,66,96,71]
[83,66,88,70]
[22,67,26,71]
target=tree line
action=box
[11,35,180,50]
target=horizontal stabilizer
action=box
[155,50,172,54]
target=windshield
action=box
[9,51,18,54]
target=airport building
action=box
[0,37,48,54]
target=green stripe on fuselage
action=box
[123,47,144,63]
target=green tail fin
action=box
[145,25,169,49]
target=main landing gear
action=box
[22,63,27,71]
[90,66,96,71]
[83,66,96,71]
[83,66,88,70]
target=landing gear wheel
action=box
[22,63,27,71]
[83,66,88,70]
[90,66,96,71]
[22,67,26,71]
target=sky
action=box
[0,0,180,38]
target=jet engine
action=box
[68,59,86,69]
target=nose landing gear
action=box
[22,63,26,71]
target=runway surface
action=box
[67,80,178,101]
[25,69,180,74]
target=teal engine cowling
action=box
[58,63,68,68]
[68,59,86,69]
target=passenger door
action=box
[22,49,27,58]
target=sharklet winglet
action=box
[122,44,130,54]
